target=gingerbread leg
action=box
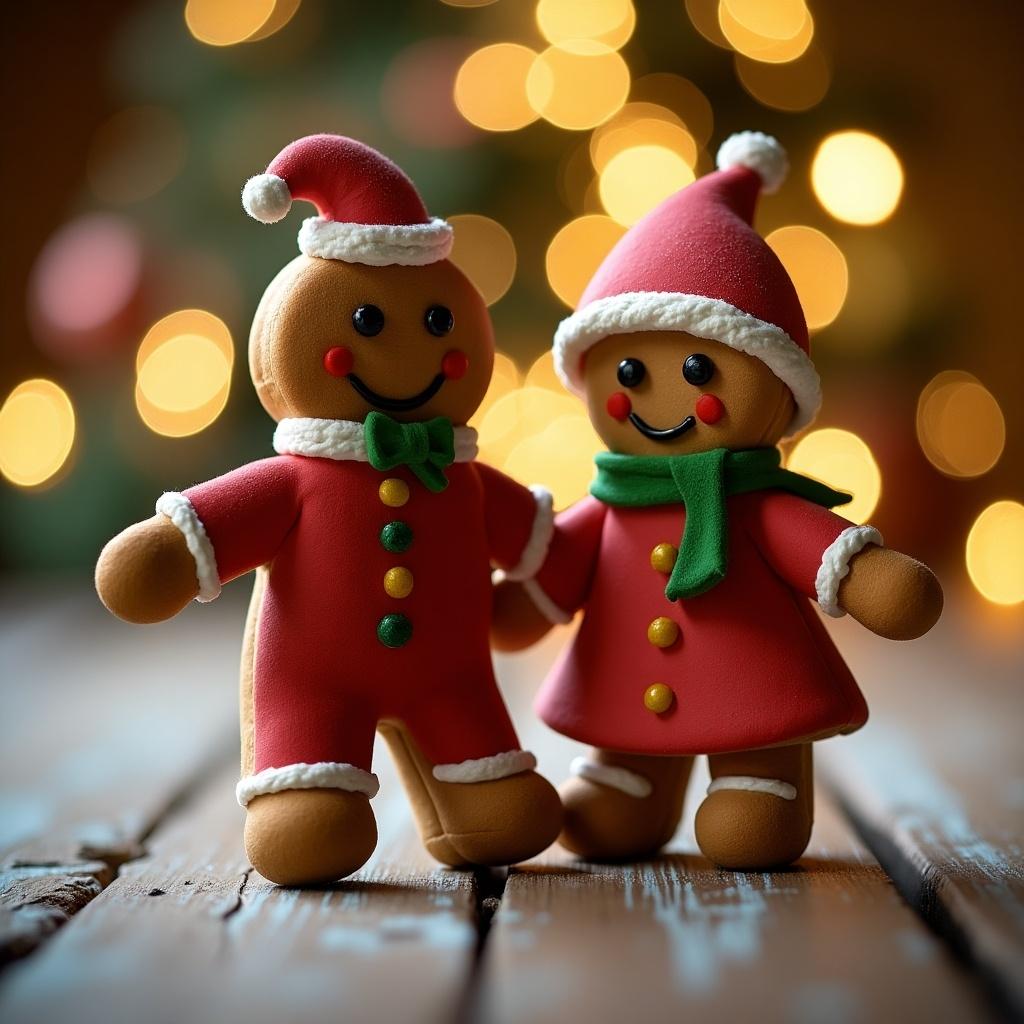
[558,748,693,861]
[695,743,813,870]
[378,721,562,868]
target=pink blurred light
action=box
[381,39,476,149]
[30,214,144,341]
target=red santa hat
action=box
[241,134,453,267]
[553,131,820,435]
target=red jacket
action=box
[529,492,875,755]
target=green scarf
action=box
[364,411,455,492]
[590,447,850,601]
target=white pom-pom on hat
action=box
[242,173,292,224]
[715,131,788,194]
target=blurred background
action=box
[1,0,1021,628]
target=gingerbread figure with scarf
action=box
[494,132,942,871]
[96,135,562,886]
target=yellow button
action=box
[384,566,414,599]
[643,683,675,714]
[379,478,410,508]
[650,542,678,574]
[647,617,679,648]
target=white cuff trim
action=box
[815,524,884,618]
[708,776,797,801]
[432,749,536,784]
[520,577,573,625]
[236,762,380,807]
[502,486,555,582]
[155,491,221,603]
[297,216,453,267]
[570,757,652,799]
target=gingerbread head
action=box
[553,132,816,457]
[242,134,493,429]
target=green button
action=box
[377,613,413,649]
[380,520,413,554]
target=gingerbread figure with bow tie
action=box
[96,134,562,886]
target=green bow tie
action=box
[364,411,456,492]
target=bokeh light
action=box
[29,214,144,361]
[470,353,520,429]
[718,0,813,63]
[87,106,187,205]
[447,215,517,306]
[590,105,698,173]
[734,44,830,111]
[504,413,603,509]
[766,225,848,330]
[0,380,76,489]
[812,131,904,226]
[441,0,497,6]
[477,386,579,467]
[525,351,564,393]
[966,501,1024,606]
[599,145,695,226]
[526,43,630,131]
[685,0,730,48]
[630,74,714,145]
[786,428,881,523]
[916,371,1006,479]
[184,0,281,46]
[135,310,234,437]
[535,0,636,50]
[454,44,539,132]
[382,39,475,148]
[546,215,626,308]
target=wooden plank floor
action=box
[0,582,1019,1022]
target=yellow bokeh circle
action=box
[447,214,517,306]
[812,131,904,226]
[535,0,636,50]
[786,427,881,524]
[0,379,76,488]
[916,371,1005,479]
[766,225,848,330]
[184,0,278,46]
[545,215,627,308]
[717,0,813,63]
[966,501,1024,606]
[526,43,630,131]
[454,44,539,132]
[135,310,234,438]
[599,145,695,226]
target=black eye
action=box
[683,353,715,386]
[424,305,455,336]
[617,358,646,388]
[352,304,385,337]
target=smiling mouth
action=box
[628,411,697,442]
[346,372,446,413]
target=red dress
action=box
[529,492,876,755]
[155,419,553,805]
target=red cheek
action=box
[323,346,353,378]
[606,391,632,421]
[696,393,725,424]
[442,349,469,380]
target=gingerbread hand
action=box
[95,515,199,624]
[491,579,554,652]
[837,545,943,641]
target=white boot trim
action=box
[432,749,536,784]
[236,761,380,807]
[707,775,797,801]
[570,756,653,799]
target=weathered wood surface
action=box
[0,754,481,1024]
[820,596,1024,1018]
[0,583,241,965]
[482,633,997,1024]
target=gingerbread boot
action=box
[244,789,378,886]
[695,743,813,870]
[558,749,693,861]
[379,721,563,867]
